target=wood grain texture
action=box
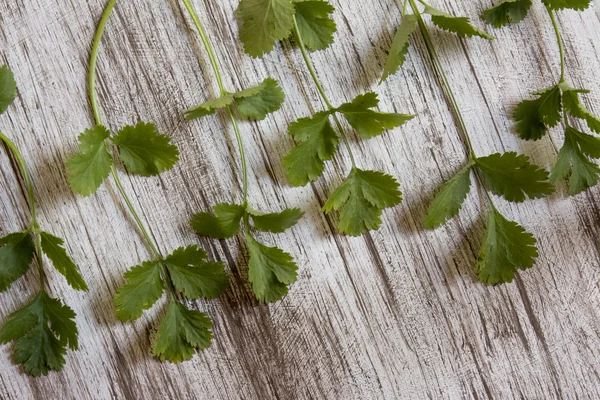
[1,0,600,398]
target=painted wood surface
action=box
[1,0,599,398]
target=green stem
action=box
[292,15,357,168]
[181,0,249,205]
[0,131,46,290]
[546,6,565,83]
[89,0,162,259]
[406,0,493,204]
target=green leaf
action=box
[40,231,87,291]
[294,0,337,51]
[337,92,414,139]
[111,122,180,176]
[184,95,234,120]
[191,203,246,239]
[551,126,600,195]
[513,85,562,140]
[164,246,229,299]
[423,5,494,39]
[424,163,473,229]
[114,261,164,322]
[283,111,339,186]
[541,0,591,10]
[234,78,285,120]
[0,292,78,377]
[236,0,296,57]
[475,152,553,202]
[475,209,538,285]
[482,0,532,28]
[248,207,304,233]
[66,125,113,197]
[323,168,402,236]
[0,231,35,291]
[246,234,298,303]
[380,15,418,84]
[152,299,213,363]
[562,88,600,133]
[0,65,17,114]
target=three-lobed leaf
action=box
[111,122,179,176]
[475,152,554,202]
[424,163,473,229]
[380,15,418,84]
[513,84,562,140]
[475,209,538,285]
[152,299,213,363]
[423,5,494,39]
[482,0,532,28]
[235,78,285,120]
[191,203,246,239]
[0,231,35,291]
[0,65,17,114]
[40,231,88,291]
[67,125,113,196]
[114,260,164,322]
[294,0,337,51]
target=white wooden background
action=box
[1,0,599,398]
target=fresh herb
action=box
[0,65,86,376]
[179,0,302,303]
[236,0,414,236]
[66,0,228,362]
[484,0,600,194]
[380,1,553,284]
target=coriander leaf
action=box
[476,152,553,202]
[482,0,532,28]
[562,89,600,133]
[337,92,414,139]
[513,85,562,140]
[40,231,87,291]
[551,127,600,195]
[246,233,298,303]
[0,292,77,377]
[234,78,285,120]
[475,209,538,285]
[236,0,296,57]
[423,5,494,40]
[153,299,213,363]
[111,122,180,176]
[164,246,229,299]
[0,231,35,291]
[283,111,339,186]
[424,163,473,229]
[191,203,246,239]
[0,65,17,115]
[114,261,164,322]
[541,0,591,10]
[294,0,337,51]
[248,207,304,233]
[184,95,234,120]
[66,125,113,197]
[380,15,418,84]
[322,168,402,236]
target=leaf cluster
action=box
[483,0,591,28]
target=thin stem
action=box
[89,0,162,259]
[181,0,249,204]
[546,6,565,83]
[292,15,357,168]
[0,131,46,290]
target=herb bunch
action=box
[236,0,414,236]
[380,0,554,284]
[0,65,87,376]
[484,0,600,195]
[179,0,303,304]
[67,0,229,363]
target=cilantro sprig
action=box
[379,1,553,284]
[236,0,414,236]
[484,1,599,194]
[0,65,86,376]
[180,0,302,303]
[66,0,229,362]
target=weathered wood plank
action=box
[0,0,599,398]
